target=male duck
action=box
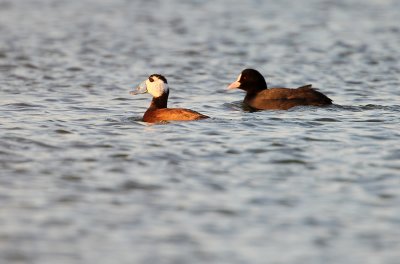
[130,74,209,123]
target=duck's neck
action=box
[244,85,267,101]
[149,91,169,109]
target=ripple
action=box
[2,103,44,110]
[213,208,238,216]
[359,104,400,111]
[61,174,82,182]
[329,104,400,112]
[0,64,16,71]
[54,129,73,134]
[70,106,108,111]
[23,63,40,69]
[354,119,384,123]
[272,159,308,165]
[57,195,82,203]
[109,153,130,159]
[3,136,59,149]
[302,137,338,142]
[112,97,132,101]
[71,142,113,149]
[98,180,162,193]
[0,153,32,164]
[221,101,243,111]
[125,116,144,122]
[331,104,363,112]
[246,148,269,154]
[313,118,341,122]
[81,83,94,88]
[3,251,29,262]
[345,80,364,85]
[66,66,83,72]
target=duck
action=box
[227,68,333,110]
[130,74,209,123]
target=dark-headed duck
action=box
[228,69,332,110]
[130,74,209,123]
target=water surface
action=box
[1,0,400,263]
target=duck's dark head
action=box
[227,69,267,93]
[130,74,169,98]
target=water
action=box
[1,0,400,263]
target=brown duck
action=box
[228,69,332,110]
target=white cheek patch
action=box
[147,79,168,97]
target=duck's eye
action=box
[149,77,154,82]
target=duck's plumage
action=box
[228,69,332,110]
[143,108,208,123]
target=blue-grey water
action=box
[1,0,400,263]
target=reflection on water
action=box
[1,0,400,263]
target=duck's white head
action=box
[130,74,169,98]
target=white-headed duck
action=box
[228,69,332,110]
[130,74,209,123]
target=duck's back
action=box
[143,108,209,123]
[246,85,332,110]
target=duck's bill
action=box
[227,81,240,90]
[130,81,148,95]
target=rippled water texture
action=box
[1,0,400,263]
